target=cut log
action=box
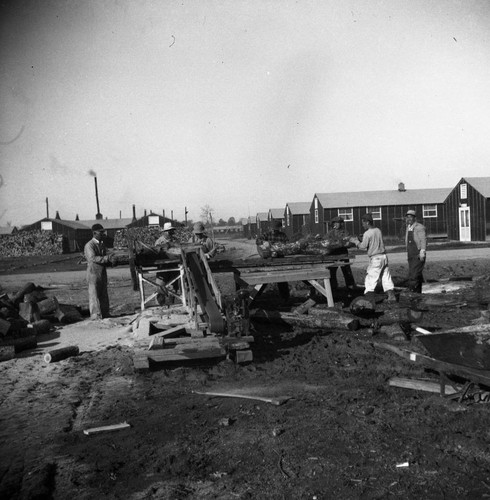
[19,302,41,323]
[43,346,79,363]
[388,377,458,395]
[350,295,376,315]
[37,297,60,316]
[0,345,15,362]
[55,304,83,324]
[32,319,53,335]
[251,308,359,331]
[13,282,37,305]
[0,336,37,353]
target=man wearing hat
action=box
[405,209,427,293]
[323,216,357,290]
[84,223,117,319]
[350,213,396,303]
[192,222,216,259]
[155,222,177,247]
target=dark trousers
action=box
[407,256,425,293]
[330,261,356,289]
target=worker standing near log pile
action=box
[323,216,357,290]
[84,224,117,320]
[405,209,427,293]
[350,213,396,304]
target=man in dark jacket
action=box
[323,216,357,290]
[84,223,116,319]
[405,209,427,293]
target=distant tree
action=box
[227,217,236,225]
[200,205,215,239]
[218,218,226,226]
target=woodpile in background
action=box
[114,226,194,249]
[0,231,65,257]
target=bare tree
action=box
[200,204,215,240]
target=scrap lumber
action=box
[146,346,226,363]
[83,422,131,435]
[372,342,490,387]
[43,346,79,363]
[388,377,458,395]
[193,390,291,406]
[251,308,359,331]
[292,298,317,315]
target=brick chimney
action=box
[398,182,406,192]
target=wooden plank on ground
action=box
[388,377,458,395]
[83,422,131,435]
[147,347,226,362]
[373,342,490,386]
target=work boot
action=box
[386,289,397,303]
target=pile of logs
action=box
[113,226,194,249]
[0,230,65,257]
[0,282,84,362]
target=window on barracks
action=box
[367,207,381,220]
[338,208,353,221]
[423,205,437,218]
[314,209,319,223]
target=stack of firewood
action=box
[114,226,194,249]
[0,282,84,362]
[0,230,64,257]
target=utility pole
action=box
[184,206,188,225]
[171,210,174,221]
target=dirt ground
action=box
[1,239,490,499]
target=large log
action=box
[32,319,53,335]
[37,297,60,316]
[0,336,37,353]
[251,308,359,331]
[375,308,424,326]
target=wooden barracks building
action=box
[257,177,490,242]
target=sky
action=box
[1,0,490,226]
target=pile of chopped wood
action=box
[0,282,84,362]
[114,226,194,249]
[0,230,65,257]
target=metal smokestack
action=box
[94,177,102,220]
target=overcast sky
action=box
[1,0,489,226]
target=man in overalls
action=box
[405,210,427,293]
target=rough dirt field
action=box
[1,239,490,500]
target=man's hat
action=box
[331,216,344,224]
[91,223,105,232]
[193,222,206,234]
[406,210,416,217]
[361,213,373,223]
[163,222,175,231]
